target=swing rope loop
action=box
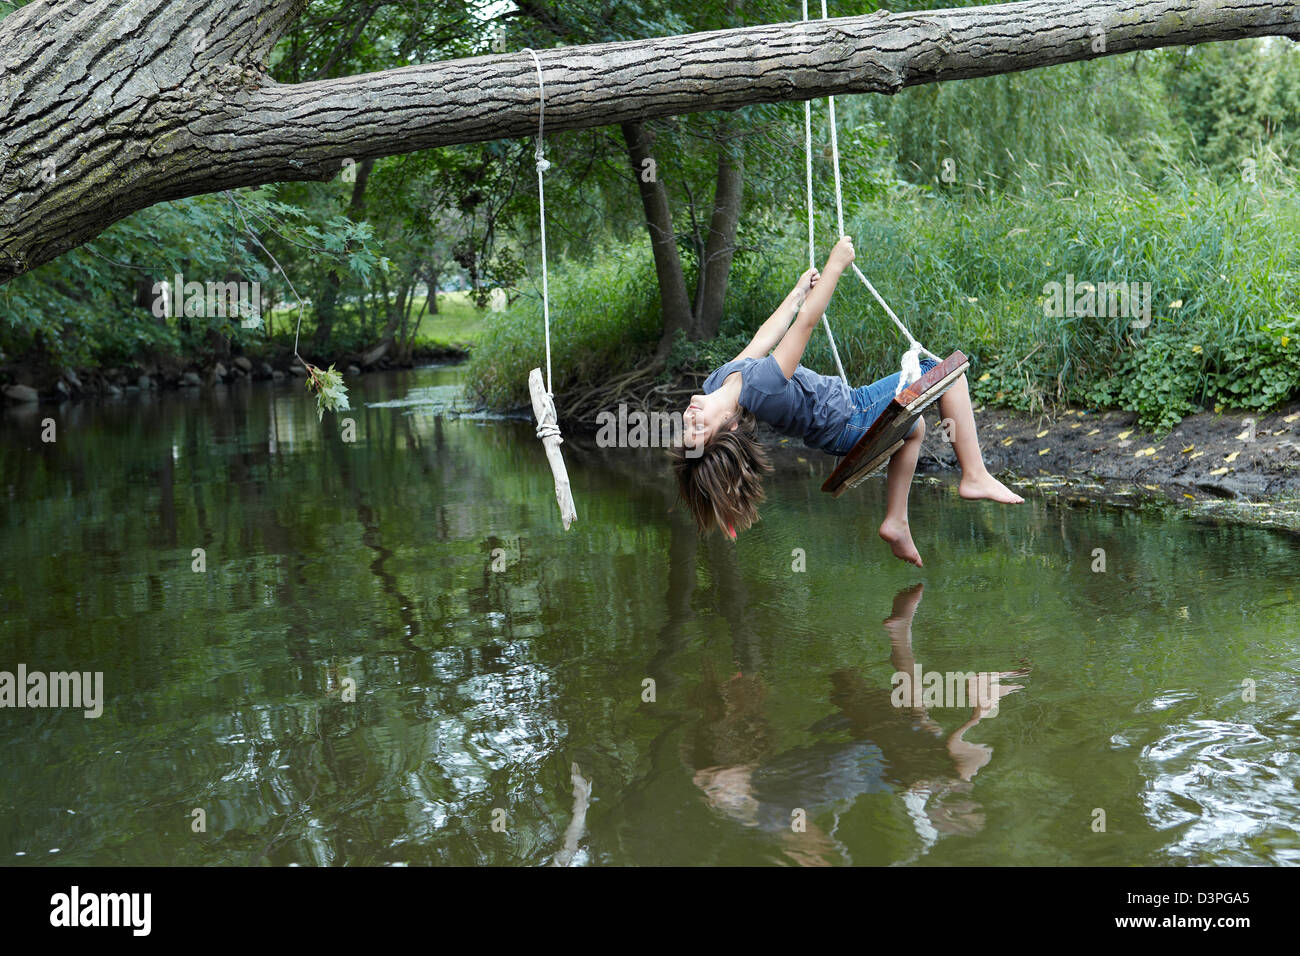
[806,2,939,394]
[521,47,553,395]
[802,2,849,387]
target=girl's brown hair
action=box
[670,411,772,538]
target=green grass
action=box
[264,291,489,353]
[413,291,489,347]
[466,243,660,409]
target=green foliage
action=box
[305,363,352,420]
[1085,320,1300,432]
[1084,332,1208,432]
[1211,320,1300,410]
[465,242,660,409]
[0,189,376,370]
[1169,39,1300,174]
[661,329,749,380]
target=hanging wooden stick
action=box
[529,367,577,529]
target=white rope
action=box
[814,1,940,394]
[521,47,553,395]
[802,1,849,387]
[520,55,562,447]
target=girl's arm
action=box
[733,269,819,361]
[773,237,855,378]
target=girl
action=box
[672,236,1022,567]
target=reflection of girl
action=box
[681,584,1024,865]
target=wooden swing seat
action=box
[822,351,970,498]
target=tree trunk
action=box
[621,121,693,358]
[691,141,744,341]
[2,0,1298,281]
[427,272,439,314]
[312,155,373,349]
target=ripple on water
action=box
[365,384,517,420]
[1140,716,1300,864]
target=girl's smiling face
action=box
[683,391,739,448]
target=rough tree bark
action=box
[621,121,694,357]
[692,140,745,342]
[2,0,1298,282]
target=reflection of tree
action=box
[322,408,421,650]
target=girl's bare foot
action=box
[959,472,1025,504]
[879,518,923,567]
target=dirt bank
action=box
[738,397,1300,534]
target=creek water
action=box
[1,364,1298,865]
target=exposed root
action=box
[558,358,708,424]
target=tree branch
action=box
[2,0,1297,281]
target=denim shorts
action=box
[826,357,939,456]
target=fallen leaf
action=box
[978,372,991,382]
[1001,437,1015,446]
[1183,493,1195,499]
[1135,447,1155,457]
[1070,423,1082,429]
[1143,484,1159,490]
[1086,428,1100,436]
[1189,451,1204,460]
[1234,428,1252,441]
[1117,430,1133,440]
[1285,413,1300,423]
[1039,448,1051,455]
[1209,466,1229,476]
[1214,404,1224,415]
[1181,444,1195,454]
[1224,450,1240,463]
[1036,429,1049,438]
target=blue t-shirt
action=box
[702,355,853,454]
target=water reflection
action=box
[681,583,1028,865]
[2,366,1299,866]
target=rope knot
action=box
[536,422,563,443]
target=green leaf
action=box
[303,362,351,421]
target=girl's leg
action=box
[936,373,1024,504]
[880,415,925,567]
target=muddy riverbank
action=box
[833,400,1300,533]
